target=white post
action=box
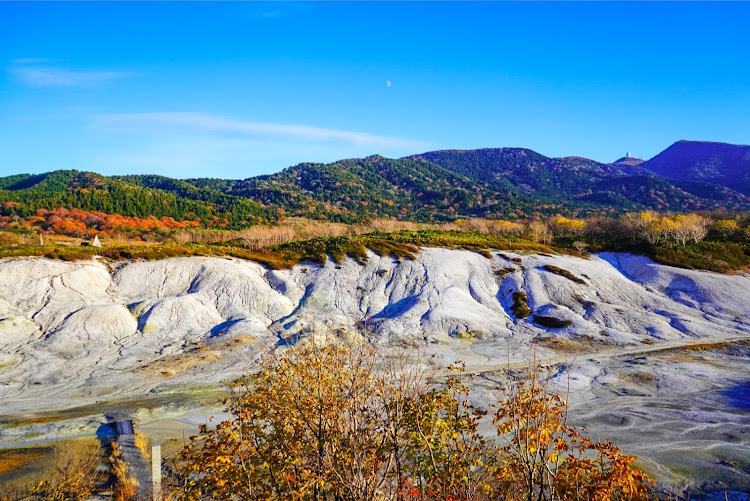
[151,443,162,500]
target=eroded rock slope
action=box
[1,249,749,414]
[2,249,750,494]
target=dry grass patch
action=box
[225,334,259,346]
[0,438,104,499]
[660,351,725,366]
[681,342,730,351]
[134,433,150,461]
[542,264,586,284]
[647,341,732,358]
[532,337,595,354]
[0,448,47,476]
[619,371,655,384]
[137,348,222,377]
[109,442,138,501]
[494,267,515,279]
[533,334,613,353]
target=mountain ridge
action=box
[637,140,750,196]
[3,140,750,225]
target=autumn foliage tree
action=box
[177,340,437,501]
[175,340,653,501]
[493,369,652,501]
[405,362,492,501]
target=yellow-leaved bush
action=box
[174,341,653,501]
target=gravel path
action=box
[117,433,152,500]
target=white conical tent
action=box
[92,235,102,247]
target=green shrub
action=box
[647,241,750,273]
[510,291,532,319]
[533,315,573,329]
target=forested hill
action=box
[638,140,750,196]
[411,148,623,198]
[3,141,750,226]
[184,146,750,222]
[186,155,542,222]
[411,147,750,213]
[0,170,275,228]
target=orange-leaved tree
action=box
[175,341,654,501]
[492,368,653,501]
[404,361,494,501]
[176,340,437,501]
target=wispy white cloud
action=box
[11,58,59,65]
[92,112,428,151]
[253,9,284,19]
[9,61,134,87]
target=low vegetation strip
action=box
[3,209,750,273]
[0,230,561,269]
[542,264,586,284]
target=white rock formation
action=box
[2,250,748,412]
[1,249,749,493]
[1,249,749,412]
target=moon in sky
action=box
[386,80,391,87]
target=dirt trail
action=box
[117,433,152,500]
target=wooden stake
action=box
[151,443,161,500]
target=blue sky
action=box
[1,2,749,179]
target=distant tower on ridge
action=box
[627,152,631,158]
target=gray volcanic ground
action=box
[1,249,749,497]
